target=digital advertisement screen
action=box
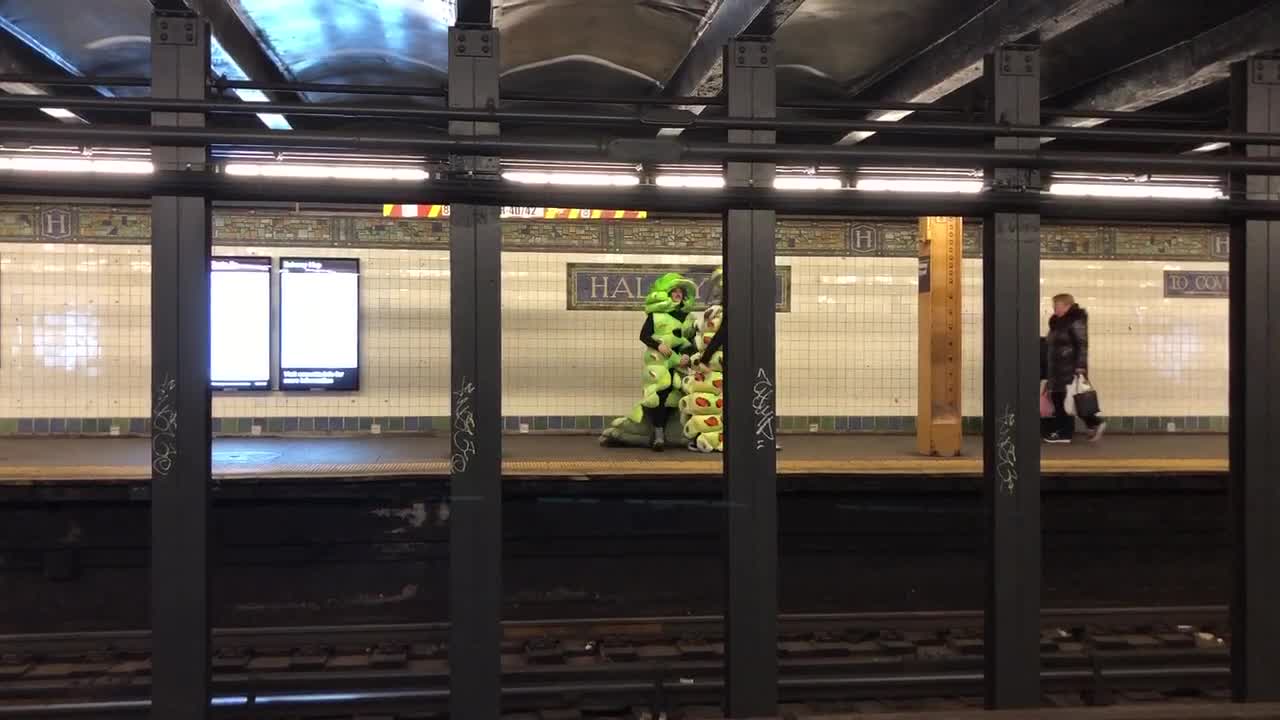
[279,257,360,391]
[210,257,271,390]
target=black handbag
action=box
[1068,376,1101,417]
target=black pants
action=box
[646,387,673,431]
[1049,390,1101,439]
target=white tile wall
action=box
[501,252,722,415]
[0,242,1229,421]
[0,243,150,417]
[0,244,452,418]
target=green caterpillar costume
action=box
[681,299,725,452]
[599,272,699,448]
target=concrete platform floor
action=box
[0,433,1227,482]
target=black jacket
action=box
[1045,304,1088,391]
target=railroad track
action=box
[0,606,1231,718]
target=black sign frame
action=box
[278,257,361,392]
[210,255,273,391]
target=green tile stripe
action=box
[0,415,1229,436]
[0,204,1230,262]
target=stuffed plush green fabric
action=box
[600,273,699,447]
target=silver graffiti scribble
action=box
[451,378,477,473]
[152,375,177,477]
[752,368,776,450]
[995,403,1017,495]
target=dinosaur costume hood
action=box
[644,272,699,314]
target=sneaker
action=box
[1088,422,1107,442]
[650,426,665,452]
[1043,433,1071,444]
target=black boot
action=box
[651,426,665,452]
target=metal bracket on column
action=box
[149,7,212,719]
[448,24,503,720]
[1252,58,1280,85]
[722,36,778,720]
[982,44,1042,710]
[1229,55,1280,703]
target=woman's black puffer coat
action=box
[1045,304,1088,392]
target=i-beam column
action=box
[447,22,504,720]
[722,37,778,719]
[149,6,212,719]
[981,44,1042,710]
[1229,55,1280,703]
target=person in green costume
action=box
[682,267,725,452]
[600,272,699,451]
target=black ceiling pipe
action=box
[0,74,1229,124]
[0,95,1259,146]
[0,121,1277,174]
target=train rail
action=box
[0,606,1232,717]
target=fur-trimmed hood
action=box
[1048,304,1087,330]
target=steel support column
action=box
[722,37,778,719]
[148,7,211,719]
[1229,55,1280,702]
[447,24,503,720]
[982,45,1042,709]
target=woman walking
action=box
[1044,293,1105,444]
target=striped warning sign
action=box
[382,205,647,220]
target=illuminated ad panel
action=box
[279,258,360,391]
[210,257,271,390]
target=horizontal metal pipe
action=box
[0,171,1274,222]
[0,95,1263,146]
[0,74,151,89]
[0,75,1227,123]
[210,77,447,99]
[1040,107,1225,123]
[0,121,1277,174]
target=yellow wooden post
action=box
[917,216,963,456]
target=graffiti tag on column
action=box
[752,368,775,450]
[451,378,477,473]
[152,375,178,477]
[995,403,1017,495]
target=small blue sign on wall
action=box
[1164,270,1229,298]
[567,264,791,311]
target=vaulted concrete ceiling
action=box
[0,0,1273,146]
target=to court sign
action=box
[1164,270,1229,298]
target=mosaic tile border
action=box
[0,415,1229,437]
[0,204,1231,262]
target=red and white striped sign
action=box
[382,204,647,220]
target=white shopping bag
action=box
[1063,376,1094,417]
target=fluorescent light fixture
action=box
[1189,141,1229,153]
[0,157,153,173]
[856,178,983,193]
[232,88,293,131]
[225,163,428,181]
[774,176,842,190]
[503,171,640,186]
[252,113,293,131]
[655,175,844,190]
[1048,182,1223,200]
[40,107,78,119]
[0,81,42,94]
[655,175,725,188]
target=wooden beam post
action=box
[917,216,964,457]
